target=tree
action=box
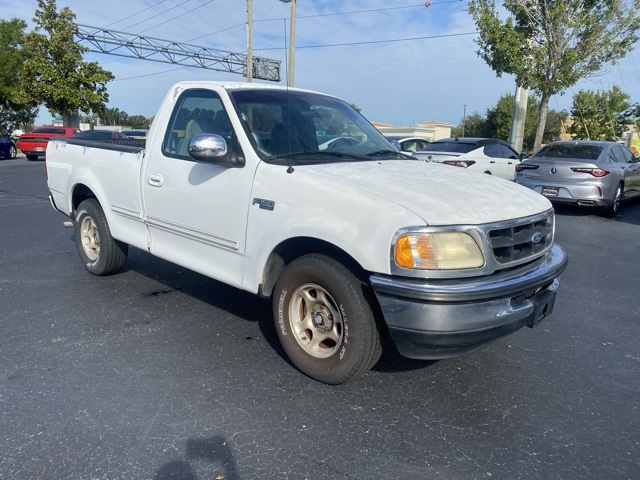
[625,103,640,131]
[569,86,632,140]
[468,0,640,149]
[20,0,114,126]
[0,18,38,132]
[484,93,567,151]
[451,112,488,137]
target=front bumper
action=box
[370,244,568,359]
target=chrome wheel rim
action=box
[288,283,343,359]
[613,186,621,214]
[10,146,16,158]
[80,216,100,261]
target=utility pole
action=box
[462,104,467,137]
[509,86,528,152]
[279,0,296,87]
[246,0,253,82]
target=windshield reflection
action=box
[230,89,411,164]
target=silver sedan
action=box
[514,140,640,216]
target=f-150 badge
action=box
[252,198,275,211]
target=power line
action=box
[120,0,191,32]
[139,0,216,34]
[295,0,464,20]
[258,31,477,51]
[113,65,189,81]
[103,0,167,29]
[186,0,464,43]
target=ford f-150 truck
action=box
[46,81,567,384]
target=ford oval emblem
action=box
[531,232,543,244]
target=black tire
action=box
[26,154,38,161]
[600,183,622,218]
[8,145,17,159]
[74,199,128,276]
[273,254,382,384]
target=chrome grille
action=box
[489,213,554,264]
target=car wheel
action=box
[74,199,128,275]
[273,254,382,384]
[8,145,17,159]
[26,154,38,161]
[601,183,622,218]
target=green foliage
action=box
[569,86,632,140]
[82,108,151,129]
[20,0,114,126]
[0,18,38,131]
[467,0,640,148]
[452,92,567,152]
[625,103,640,130]
[451,112,489,138]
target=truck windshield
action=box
[229,89,409,164]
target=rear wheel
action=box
[601,183,622,217]
[26,154,38,161]
[273,254,382,384]
[74,199,128,275]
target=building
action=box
[372,120,454,141]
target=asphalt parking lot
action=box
[1,156,639,479]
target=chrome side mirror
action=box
[188,134,227,162]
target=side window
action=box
[163,89,231,159]
[610,145,626,163]
[484,142,502,158]
[501,144,520,159]
[619,145,634,163]
[402,140,419,152]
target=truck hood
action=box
[299,160,551,225]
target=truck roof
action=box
[170,80,334,97]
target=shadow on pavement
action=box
[154,435,239,480]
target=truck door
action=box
[141,88,254,289]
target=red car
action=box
[17,126,80,161]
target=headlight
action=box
[394,232,484,270]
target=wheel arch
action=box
[258,236,369,299]
[71,183,99,215]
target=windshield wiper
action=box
[268,150,370,162]
[366,149,413,159]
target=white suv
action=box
[412,137,522,180]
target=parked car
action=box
[384,136,430,155]
[514,140,640,216]
[412,137,522,180]
[318,136,361,150]
[17,126,81,161]
[121,129,149,140]
[75,130,130,140]
[0,136,17,159]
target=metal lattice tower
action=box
[74,24,281,82]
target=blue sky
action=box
[3,0,640,128]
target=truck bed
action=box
[63,137,146,153]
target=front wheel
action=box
[8,145,17,159]
[273,254,382,384]
[74,199,128,275]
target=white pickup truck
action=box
[46,81,567,384]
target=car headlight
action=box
[394,232,484,270]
